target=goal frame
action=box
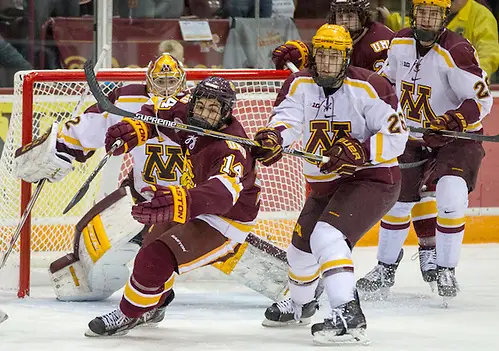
[17,69,291,297]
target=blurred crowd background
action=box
[0,0,499,155]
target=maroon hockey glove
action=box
[423,113,467,148]
[272,40,310,70]
[105,118,150,155]
[251,128,284,167]
[132,185,191,225]
[320,137,368,176]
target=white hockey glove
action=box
[14,122,74,183]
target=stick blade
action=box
[63,184,90,214]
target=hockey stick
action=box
[83,60,329,164]
[0,179,45,269]
[409,126,499,142]
[63,139,123,214]
[0,48,112,269]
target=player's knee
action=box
[309,221,351,266]
[383,201,415,220]
[436,176,468,216]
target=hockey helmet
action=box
[411,0,451,46]
[146,53,186,98]
[328,0,371,39]
[311,24,353,89]
[187,76,237,131]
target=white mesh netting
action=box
[0,69,305,294]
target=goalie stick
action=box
[63,139,123,214]
[83,59,329,164]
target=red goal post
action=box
[0,68,306,298]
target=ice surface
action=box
[1,244,498,351]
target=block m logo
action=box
[400,81,437,128]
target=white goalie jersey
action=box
[56,84,184,193]
[268,67,408,184]
[378,28,493,138]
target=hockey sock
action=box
[120,240,176,318]
[435,176,468,268]
[377,202,415,264]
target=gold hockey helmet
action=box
[411,0,451,46]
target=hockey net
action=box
[0,69,306,297]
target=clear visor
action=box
[414,5,445,33]
[192,98,222,128]
[314,48,345,79]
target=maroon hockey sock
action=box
[120,240,177,318]
[413,217,436,239]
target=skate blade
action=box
[429,281,437,293]
[84,328,131,337]
[313,328,370,346]
[358,287,391,301]
[0,312,8,324]
[262,317,311,328]
[440,295,455,309]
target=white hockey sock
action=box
[287,244,320,305]
[322,271,356,308]
[435,176,468,268]
[377,202,415,264]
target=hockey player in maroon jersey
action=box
[85,76,264,337]
[272,0,393,73]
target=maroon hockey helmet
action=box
[187,76,237,131]
[328,0,372,39]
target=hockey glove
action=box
[423,112,467,148]
[272,40,310,70]
[105,118,151,155]
[132,185,191,225]
[320,137,367,176]
[251,128,284,167]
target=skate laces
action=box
[364,264,384,282]
[101,309,133,329]
[275,298,303,320]
[328,307,348,329]
[418,249,437,272]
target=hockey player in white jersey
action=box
[357,0,492,301]
[251,24,408,344]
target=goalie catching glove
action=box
[14,122,74,183]
[423,112,467,148]
[320,136,367,176]
[132,185,191,225]
[272,40,310,70]
[105,118,152,155]
[251,127,284,166]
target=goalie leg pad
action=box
[213,233,289,302]
[50,187,144,301]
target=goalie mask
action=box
[146,53,186,98]
[187,76,237,131]
[328,0,371,40]
[311,24,352,89]
[411,0,450,46]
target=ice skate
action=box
[417,246,437,291]
[85,308,139,337]
[356,249,403,299]
[136,291,175,328]
[437,266,459,308]
[262,297,319,327]
[311,294,369,345]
